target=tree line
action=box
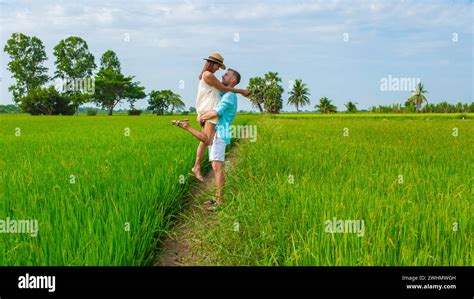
[247,76,473,114]
[3,33,186,116]
[3,33,472,115]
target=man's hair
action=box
[228,68,241,85]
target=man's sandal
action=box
[203,198,224,211]
[203,199,217,206]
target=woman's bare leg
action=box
[177,121,216,146]
[192,141,206,181]
[174,120,216,181]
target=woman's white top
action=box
[196,71,221,124]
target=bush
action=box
[181,111,189,115]
[0,104,21,114]
[20,86,75,115]
[86,108,97,116]
[128,108,142,116]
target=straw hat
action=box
[203,53,226,70]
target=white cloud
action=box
[0,0,471,107]
[1,0,472,41]
[47,4,64,17]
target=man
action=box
[175,69,241,208]
[199,69,240,208]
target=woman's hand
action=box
[238,89,251,97]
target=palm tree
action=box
[344,101,358,113]
[287,79,310,113]
[315,97,337,113]
[264,71,282,86]
[407,82,428,112]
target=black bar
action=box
[0,267,471,298]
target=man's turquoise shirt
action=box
[215,91,237,145]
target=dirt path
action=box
[154,143,240,266]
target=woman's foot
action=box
[191,167,204,182]
[171,119,189,128]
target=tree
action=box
[148,90,173,115]
[315,97,337,113]
[407,82,428,112]
[168,93,186,113]
[189,106,196,113]
[100,50,121,73]
[147,90,184,115]
[287,79,310,113]
[344,101,358,113]
[53,37,96,113]
[3,33,49,103]
[20,86,75,115]
[246,72,284,113]
[94,69,145,116]
[247,77,265,112]
[53,36,96,80]
[93,51,145,116]
[263,72,284,113]
[125,80,146,109]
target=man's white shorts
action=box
[208,137,227,162]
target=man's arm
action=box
[200,110,218,121]
[199,93,235,121]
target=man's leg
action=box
[191,141,206,181]
[204,138,226,208]
[212,160,225,203]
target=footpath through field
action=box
[154,142,241,266]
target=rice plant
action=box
[193,114,473,266]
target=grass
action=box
[192,114,473,266]
[1,113,472,266]
[0,114,203,266]
[271,112,474,119]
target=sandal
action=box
[171,119,189,128]
[203,199,216,205]
[203,197,224,210]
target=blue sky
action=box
[0,0,473,111]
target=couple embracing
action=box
[172,53,251,209]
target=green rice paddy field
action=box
[0,114,472,265]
